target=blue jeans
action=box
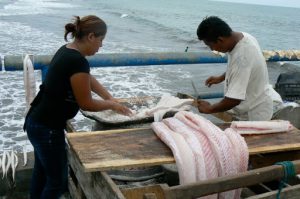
[25,116,68,199]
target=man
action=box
[196,16,279,121]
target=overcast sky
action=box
[214,0,300,8]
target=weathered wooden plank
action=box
[66,127,300,172]
[211,112,233,122]
[143,193,158,199]
[162,160,300,199]
[121,184,166,199]
[67,128,174,172]
[246,184,300,199]
[245,129,300,154]
[249,151,300,169]
[68,174,86,199]
[68,147,126,199]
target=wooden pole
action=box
[161,160,300,199]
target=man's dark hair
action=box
[197,16,232,42]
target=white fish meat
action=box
[4,150,12,179]
[82,95,192,123]
[230,120,294,135]
[23,146,27,166]
[146,95,193,116]
[224,128,249,199]
[153,105,191,122]
[12,151,18,182]
[224,128,249,173]
[163,117,218,199]
[2,151,7,178]
[163,117,207,181]
[174,111,238,199]
[174,112,218,180]
[175,111,237,176]
[151,122,197,184]
[23,54,36,114]
[152,111,249,199]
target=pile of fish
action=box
[0,147,27,181]
[152,111,249,199]
[0,54,33,182]
[82,94,194,123]
[145,95,194,122]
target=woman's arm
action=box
[70,73,131,115]
[90,74,115,100]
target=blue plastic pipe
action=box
[3,50,300,71]
[198,92,224,99]
[2,50,300,83]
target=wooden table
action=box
[67,127,300,173]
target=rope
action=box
[274,161,296,199]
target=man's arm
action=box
[197,97,241,114]
[205,73,225,87]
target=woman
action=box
[24,15,132,199]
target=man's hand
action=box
[197,100,212,113]
[205,74,225,87]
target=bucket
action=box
[272,106,300,129]
[107,166,165,189]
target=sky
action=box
[214,0,300,8]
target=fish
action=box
[163,117,208,181]
[3,150,12,179]
[23,54,36,115]
[2,151,7,178]
[11,151,18,182]
[145,95,193,121]
[230,120,294,135]
[23,146,27,166]
[151,122,197,184]
[153,111,249,199]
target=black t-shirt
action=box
[28,45,90,129]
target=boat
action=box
[1,51,300,198]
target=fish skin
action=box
[12,151,18,182]
[11,150,14,180]
[23,146,27,166]
[4,150,12,179]
[2,151,7,178]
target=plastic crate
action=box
[275,83,300,101]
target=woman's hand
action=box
[111,102,133,116]
[107,97,119,103]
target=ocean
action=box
[0,0,300,153]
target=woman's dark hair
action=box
[64,15,107,42]
[197,16,232,42]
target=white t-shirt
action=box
[225,32,273,121]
